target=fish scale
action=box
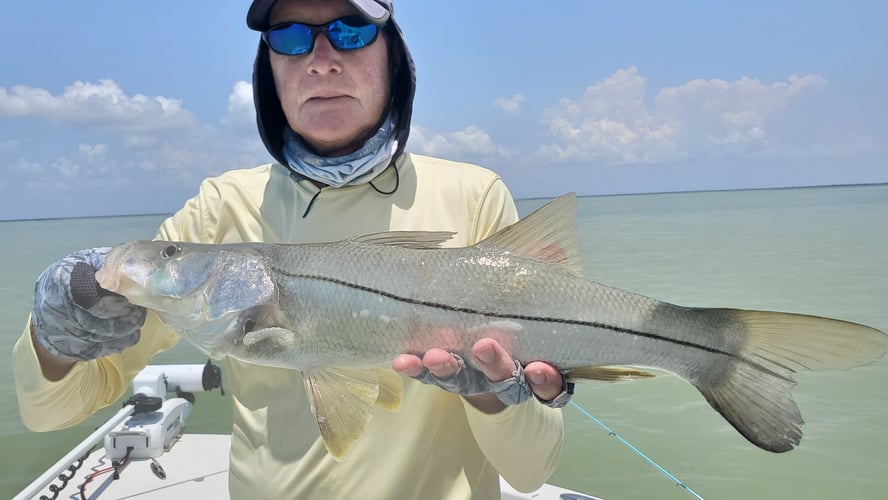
[255,242,709,376]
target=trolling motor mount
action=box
[104,361,224,461]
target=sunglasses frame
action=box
[263,15,380,56]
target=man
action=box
[13,1,566,498]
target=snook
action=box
[96,194,888,460]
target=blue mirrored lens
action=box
[327,18,378,50]
[265,16,379,56]
[266,24,314,55]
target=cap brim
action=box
[247,0,390,31]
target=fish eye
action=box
[161,244,182,259]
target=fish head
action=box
[98,241,220,311]
[97,240,277,359]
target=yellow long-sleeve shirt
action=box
[13,153,564,499]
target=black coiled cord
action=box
[38,447,94,500]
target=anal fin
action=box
[566,366,656,383]
[373,368,404,411]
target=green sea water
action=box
[2,184,886,499]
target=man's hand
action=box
[32,247,147,364]
[393,338,565,413]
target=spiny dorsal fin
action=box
[477,193,583,276]
[351,231,455,250]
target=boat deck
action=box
[30,433,601,499]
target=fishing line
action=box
[568,400,705,500]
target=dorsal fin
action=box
[477,193,583,276]
[351,231,456,250]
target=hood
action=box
[247,0,416,167]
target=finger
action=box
[524,361,564,402]
[471,339,518,382]
[422,348,462,379]
[392,354,425,377]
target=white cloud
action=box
[79,143,107,158]
[655,73,827,154]
[410,124,508,158]
[51,157,80,177]
[0,79,195,131]
[408,126,453,156]
[0,78,278,219]
[122,133,161,149]
[224,81,256,128]
[540,67,677,164]
[540,67,828,165]
[11,158,43,174]
[494,94,527,115]
[450,125,504,155]
[0,79,272,207]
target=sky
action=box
[1,1,886,220]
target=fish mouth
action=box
[96,244,131,293]
[96,241,161,308]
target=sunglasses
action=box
[263,15,380,56]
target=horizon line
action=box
[2,181,886,223]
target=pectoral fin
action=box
[302,367,403,460]
[242,327,298,348]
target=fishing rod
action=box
[569,400,705,500]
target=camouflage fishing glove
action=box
[31,247,147,361]
[414,353,534,406]
[416,353,575,408]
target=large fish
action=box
[96,194,887,459]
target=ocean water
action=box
[1,185,886,499]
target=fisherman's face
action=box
[269,0,391,156]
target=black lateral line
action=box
[275,270,792,381]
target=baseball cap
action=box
[247,0,392,31]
